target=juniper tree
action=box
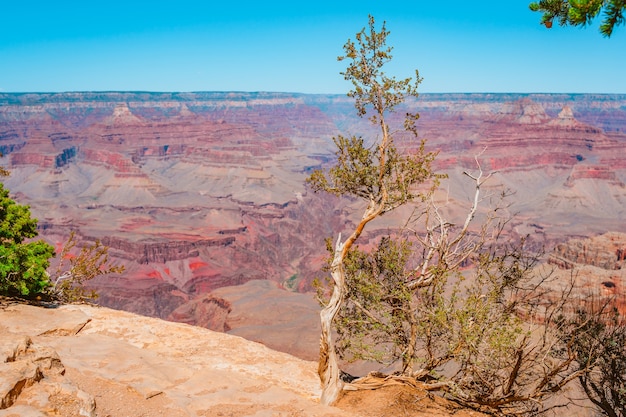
[307,15,439,405]
[309,15,615,413]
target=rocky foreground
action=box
[0,302,334,417]
[0,302,484,417]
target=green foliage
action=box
[331,235,535,374]
[430,245,545,413]
[529,0,625,36]
[51,231,125,303]
[318,223,596,414]
[339,15,421,128]
[308,136,438,213]
[0,182,55,296]
[306,15,440,215]
[333,237,414,364]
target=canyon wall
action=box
[1,92,626,328]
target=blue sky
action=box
[1,1,624,94]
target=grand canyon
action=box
[1,91,626,360]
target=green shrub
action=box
[0,183,55,296]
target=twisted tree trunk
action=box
[318,250,346,404]
[318,203,382,405]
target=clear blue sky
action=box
[1,0,624,94]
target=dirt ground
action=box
[336,385,487,417]
[15,368,484,417]
[36,368,486,417]
[42,373,487,417]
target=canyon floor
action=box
[0,299,485,417]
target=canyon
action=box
[1,92,626,358]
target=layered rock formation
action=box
[548,232,626,313]
[1,92,626,338]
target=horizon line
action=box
[1,90,625,96]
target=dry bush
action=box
[50,231,124,303]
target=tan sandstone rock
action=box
[0,303,353,417]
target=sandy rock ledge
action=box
[0,303,351,417]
